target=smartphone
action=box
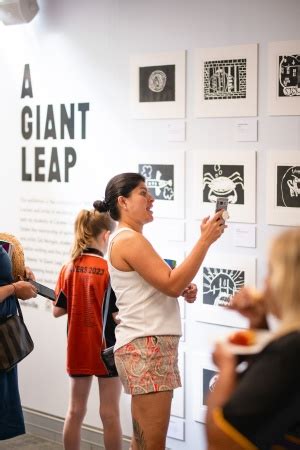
[27,279,56,301]
[215,197,229,220]
[215,197,229,212]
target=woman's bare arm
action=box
[52,305,67,317]
[111,211,225,297]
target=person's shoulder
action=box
[113,228,145,245]
[270,331,300,363]
[276,331,300,347]
[58,261,69,275]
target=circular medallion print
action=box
[148,70,167,93]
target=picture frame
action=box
[268,40,300,116]
[130,50,186,119]
[137,150,185,219]
[171,350,185,418]
[192,354,218,423]
[83,149,185,220]
[194,254,256,328]
[195,44,258,117]
[266,150,300,226]
[190,149,256,223]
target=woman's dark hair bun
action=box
[93,199,109,212]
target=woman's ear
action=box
[117,195,127,211]
[103,230,110,243]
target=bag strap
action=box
[15,295,24,322]
[101,281,112,347]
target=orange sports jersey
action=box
[55,253,111,376]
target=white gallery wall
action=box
[0,0,299,448]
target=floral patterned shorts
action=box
[114,335,181,395]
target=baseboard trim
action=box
[23,407,131,450]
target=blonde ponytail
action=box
[71,209,115,260]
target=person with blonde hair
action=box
[206,228,300,450]
[53,209,122,450]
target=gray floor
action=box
[0,434,63,449]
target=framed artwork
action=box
[194,254,256,328]
[190,149,256,223]
[130,50,186,119]
[195,44,258,117]
[91,149,185,219]
[137,150,185,218]
[193,354,219,423]
[268,40,300,115]
[267,150,300,226]
[171,350,185,418]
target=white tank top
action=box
[108,228,182,351]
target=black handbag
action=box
[0,296,34,372]
[101,345,117,377]
[100,283,118,377]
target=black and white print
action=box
[202,368,219,407]
[203,266,245,307]
[277,165,300,207]
[278,55,300,98]
[131,51,185,119]
[139,163,174,201]
[139,65,175,103]
[196,45,257,117]
[202,164,245,204]
[204,59,247,100]
[267,151,300,225]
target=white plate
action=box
[218,330,274,355]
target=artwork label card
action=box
[167,417,185,441]
[167,120,186,142]
[234,118,258,142]
[233,224,256,248]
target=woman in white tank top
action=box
[94,172,226,450]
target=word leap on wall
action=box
[20,64,89,183]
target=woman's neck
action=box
[118,219,143,233]
[88,238,105,253]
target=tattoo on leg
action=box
[133,418,147,450]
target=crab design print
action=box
[203,167,244,204]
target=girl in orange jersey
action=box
[53,209,122,450]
